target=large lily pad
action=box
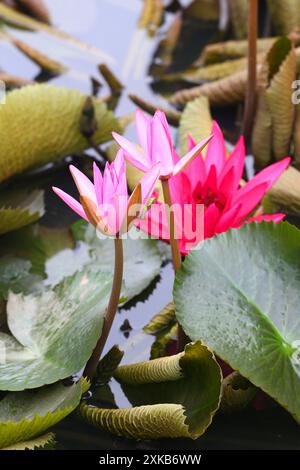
[0,379,85,448]
[79,342,222,440]
[0,84,121,183]
[0,222,162,390]
[72,222,162,300]
[174,222,300,423]
[0,269,111,391]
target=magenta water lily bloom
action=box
[113,109,212,178]
[137,121,291,254]
[53,150,160,237]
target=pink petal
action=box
[205,121,226,175]
[214,203,242,234]
[136,109,151,155]
[231,182,269,227]
[140,163,161,204]
[154,110,173,148]
[69,165,96,203]
[204,203,221,238]
[112,132,150,172]
[151,113,174,176]
[112,149,126,179]
[232,157,291,206]
[52,187,88,221]
[137,202,170,241]
[247,213,286,224]
[219,136,246,191]
[103,161,115,205]
[173,135,213,176]
[93,162,103,205]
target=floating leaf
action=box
[0,3,111,60]
[138,0,164,37]
[220,372,257,414]
[143,302,176,335]
[0,71,34,87]
[150,323,177,359]
[0,189,44,236]
[79,341,222,440]
[229,0,248,39]
[162,57,249,84]
[0,84,120,183]
[267,0,300,36]
[0,269,111,391]
[264,166,300,214]
[174,222,300,423]
[184,0,219,21]
[253,38,296,166]
[72,222,162,300]
[129,94,181,127]
[198,37,279,65]
[294,102,300,163]
[2,432,55,450]
[0,380,84,448]
[0,30,67,74]
[169,66,257,107]
[179,96,212,154]
[9,0,51,24]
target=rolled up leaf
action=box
[267,0,300,35]
[179,96,213,154]
[79,342,222,440]
[229,0,248,39]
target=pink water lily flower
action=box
[53,150,160,237]
[137,121,291,254]
[113,109,212,178]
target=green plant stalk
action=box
[161,178,187,352]
[84,237,124,380]
[242,0,258,143]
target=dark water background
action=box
[3,0,300,450]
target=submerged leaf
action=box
[174,222,300,423]
[0,84,120,183]
[79,342,222,440]
[0,189,44,236]
[0,380,85,449]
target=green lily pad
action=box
[0,379,85,448]
[0,189,44,236]
[72,221,162,300]
[0,84,121,183]
[0,222,162,390]
[174,222,300,423]
[79,341,222,440]
[0,269,111,391]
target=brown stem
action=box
[161,178,182,272]
[242,0,258,144]
[161,178,186,352]
[84,237,123,381]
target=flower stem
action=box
[161,179,181,272]
[84,237,124,381]
[161,178,187,352]
[242,0,258,143]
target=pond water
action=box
[3,0,300,450]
